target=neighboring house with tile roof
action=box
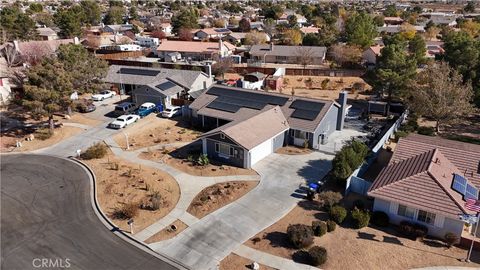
[363,44,384,65]
[189,85,349,168]
[155,40,235,61]
[368,134,480,240]
[249,44,327,65]
[193,28,231,40]
[104,65,213,107]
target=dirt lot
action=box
[187,181,259,219]
[1,126,84,152]
[277,76,372,101]
[219,253,275,270]
[62,113,103,127]
[144,219,187,244]
[140,144,258,177]
[246,201,480,270]
[83,153,180,233]
[275,146,312,155]
[113,115,202,150]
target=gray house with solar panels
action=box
[104,65,214,107]
[368,134,480,240]
[188,85,348,168]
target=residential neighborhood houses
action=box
[1,1,480,270]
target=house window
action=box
[276,56,288,61]
[215,142,233,156]
[417,210,436,225]
[397,204,415,219]
[220,133,225,139]
[294,130,308,140]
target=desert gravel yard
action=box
[83,152,180,233]
[144,219,188,244]
[246,201,480,270]
[220,253,275,270]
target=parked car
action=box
[108,114,140,129]
[74,99,96,113]
[92,90,116,101]
[161,106,182,118]
[113,102,137,116]
[137,102,159,117]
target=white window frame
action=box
[220,133,225,139]
[215,142,233,157]
[397,204,415,219]
[294,130,308,140]
[417,210,436,225]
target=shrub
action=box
[81,142,108,160]
[329,205,347,224]
[321,78,330,90]
[287,224,314,249]
[112,202,138,220]
[318,191,343,209]
[398,221,428,240]
[353,199,365,210]
[417,126,435,136]
[444,232,459,247]
[312,221,327,237]
[371,211,389,227]
[399,220,414,236]
[326,220,336,232]
[332,140,369,183]
[413,223,428,240]
[196,154,209,166]
[35,128,53,140]
[308,246,327,266]
[352,82,365,92]
[351,208,370,229]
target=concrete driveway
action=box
[149,151,334,270]
[1,154,182,270]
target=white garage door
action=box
[249,138,273,167]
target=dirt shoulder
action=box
[246,201,479,270]
[83,153,180,233]
[187,181,259,219]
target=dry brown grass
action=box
[246,200,480,270]
[83,152,180,233]
[144,219,188,244]
[219,253,276,270]
[187,181,259,219]
[276,146,312,155]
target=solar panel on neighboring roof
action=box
[291,109,319,121]
[290,100,325,111]
[118,68,160,77]
[215,96,265,110]
[452,174,467,194]
[206,100,240,113]
[207,87,288,106]
[156,81,177,91]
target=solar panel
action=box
[207,87,288,107]
[216,96,265,110]
[290,100,325,111]
[156,81,177,90]
[452,174,467,194]
[291,109,319,121]
[465,184,479,200]
[118,68,160,77]
[206,101,240,113]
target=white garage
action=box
[248,131,286,167]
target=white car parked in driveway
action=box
[161,106,182,118]
[108,114,140,129]
[92,90,116,101]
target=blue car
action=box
[137,102,160,117]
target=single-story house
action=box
[363,44,383,65]
[368,134,480,240]
[189,85,348,168]
[104,65,214,107]
[249,44,327,65]
[36,27,58,40]
[135,36,159,48]
[426,41,444,59]
[299,27,319,35]
[102,24,135,35]
[194,28,231,40]
[225,32,270,45]
[155,40,235,61]
[383,17,404,25]
[277,12,308,27]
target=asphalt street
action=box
[1,154,181,270]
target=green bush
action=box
[196,154,209,166]
[395,130,409,141]
[444,232,459,247]
[321,78,330,90]
[353,199,365,210]
[351,208,370,229]
[371,211,389,227]
[308,246,327,266]
[329,205,347,224]
[332,140,369,183]
[81,142,108,160]
[312,221,327,237]
[398,221,428,240]
[318,191,343,209]
[417,126,435,136]
[287,224,314,249]
[326,220,336,232]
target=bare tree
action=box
[20,42,51,66]
[1,44,22,67]
[329,44,362,68]
[212,58,233,80]
[408,62,475,132]
[84,35,102,54]
[243,32,267,45]
[295,47,314,73]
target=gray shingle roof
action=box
[249,44,326,58]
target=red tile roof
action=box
[368,134,480,219]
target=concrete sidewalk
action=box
[233,245,319,270]
[148,152,334,270]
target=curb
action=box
[69,157,190,270]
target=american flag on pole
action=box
[465,198,480,212]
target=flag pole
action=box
[467,212,479,263]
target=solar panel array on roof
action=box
[452,173,479,200]
[118,68,160,77]
[206,100,240,113]
[156,81,177,90]
[207,87,289,106]
[289,99,325,121]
